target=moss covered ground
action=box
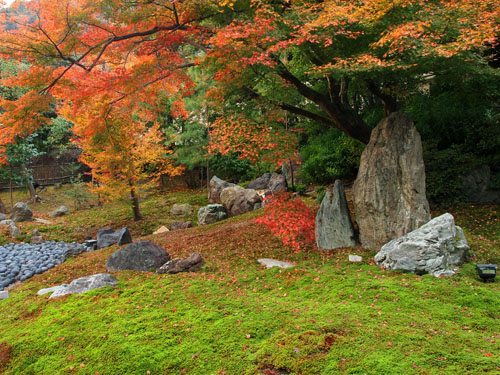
[0,187,499,374]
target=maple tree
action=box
[255,192,316,251]
[0,0,498,220]
[206,0,500,146]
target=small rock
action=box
[0,291,8,300]
[50,205,70,218]
[170,221,193,231]
[9,202,33,222]
[37,284,68,296]
[97,227,132,249]
[0,213,6,221]
[348,255,363,262]
[157,253,204,274]
[170,203,193,217]
[0,219,13,226]
[153,226,170,235]
[34,218,53,225]
[30,229,44,245]
[7,223,22,239]
[198,204,227,225]
[257,258,296,269]
[45,274,118,298]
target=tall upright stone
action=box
[353,112,430,250]
[315,180,356,249]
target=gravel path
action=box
[0,241,90,289]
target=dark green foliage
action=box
[406,67,500,202]
[300,128,364,184]
[209,152,253,182]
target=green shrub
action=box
[300,129,364,184]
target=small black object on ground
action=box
[476,264,497,282]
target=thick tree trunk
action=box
[275,61,373,144]
[22,166,39,204]
[130,186,143,221]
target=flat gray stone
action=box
[348,255,363,262]
[258,258,296,269]
[34,218,53,225]
[0,219,13,226]
[47,274,117,298]
[0,291,8,299]
[37,284,69,296]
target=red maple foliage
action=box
[255,192,315,251]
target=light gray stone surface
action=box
[257,258,296,269]
[37,284,68,296]
[349,255,363,262]
[315,180,356,250]
[0,290,8,299]
[40,274,117,298]
[353,112,430,250]
[198,204,227,225]
[374,213,469,276]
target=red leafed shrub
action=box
[255,192,315,251]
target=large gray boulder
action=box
[106,241,170,272]
[9,202,33,222]
[209,176,236,203]
[198,204,227,225]
[170,203,193,217]
[157,253,204,274]
[97,227,132,249]
[220,185,262,217]
[315,180,356,249]
[38,273,118,298]
[247,172,287,193]
[353,112,430,250]
[374,213,469,276]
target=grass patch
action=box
[0,187,499,374]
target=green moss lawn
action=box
[0,187,499,374]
